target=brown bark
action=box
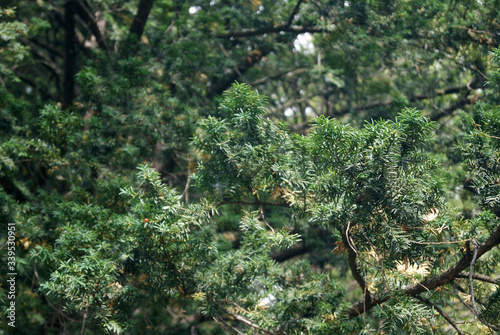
[129,0,155,38]
[63,0,77,109]
[347,221,500,319]
[341,224,372,305]
[429,97,471,121]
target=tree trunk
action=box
[130,0,155,38]
[63,0,76,109]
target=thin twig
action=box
[190,325,200,335]
[80,309,87,335]
[469,240,480,316]
[251,67,307,86]
[213,315,244,335]
[408,238,473,245]
[180,174,190,204]
[286,0,303,26]
[452,283,499,332]
[414,295,465,335]
[359,225,389,292]
[216,303,280,335]
[474,123,500,140]
[216,25,325,38]
[32,263,78,323]
[259,204,275,232]
[456,272,500,285]
[217,200,289,208]
[345,222,373,334]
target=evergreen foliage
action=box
[1,1,500,334]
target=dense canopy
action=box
[1,0,500,334]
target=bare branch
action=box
[21,37,64,79]
[27,37,64,59]
[469,240,480,317]
[80,309,87,335]
[341,223,372,313]
[414,295,465,335]
[452,283,499,332]
[455,272,500,285]
[209,1,312,96]
[287,0,304,26]
[343,224,368,292]
[217,200,289,208]
[217,1,321,39]
[332,85,472,117]
[259,204,275,232]
[74,0,111,56]
[190,325,200,335]
[213,315,244,335]
[14,70,57,101]
[270,242,312,262]
[430,97,471,121]
[216,303,281,335]
[360,225,389,293]
[217,24,325,39]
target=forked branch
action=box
[347,221,500,319]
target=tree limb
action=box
[63,0,77,109]
[270,242,312,262]
[80,309,87,335]
[291,84,477,132]
[341,223,372,306]
[332,85,472,117]
[347,220,500,319]
[216,0,324,38]
[287,0,304,26]
[213,315,244,335]
[455,272,500,285]
[207,47,272,97]
[469,240,480,317]
[429,97,471,121]
[209,1,310,96]
[22,37,64,80]
[217,24,325,39]
[251,66,307,86]
[28,37,64,59]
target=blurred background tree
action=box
[1,0,500,334]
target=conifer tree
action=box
[1,1,500,334]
